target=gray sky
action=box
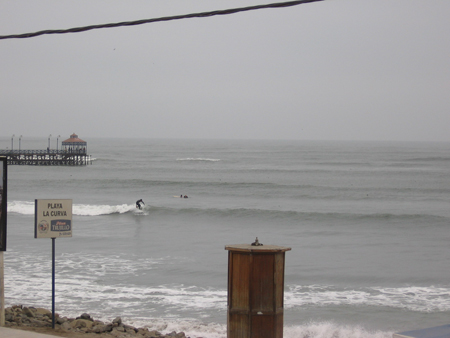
[1,0,449,141]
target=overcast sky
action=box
[1,0,449,142]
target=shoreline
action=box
[4,305,188,338]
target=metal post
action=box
[57,135,60,152]
[48,134,52,152]
[0,252,4,326]
[19,135,22,152]
[52,237,55,329]
[11,135,14,152]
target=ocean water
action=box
[3,138,450,338]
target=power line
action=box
[0,0,324,40]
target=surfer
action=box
[136,199,144,209]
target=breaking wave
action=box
[8,201,449,224]
[176,158,220,162]
[8,201,136,216]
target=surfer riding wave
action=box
[136,199,144,210]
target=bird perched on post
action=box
[251,237,263,246]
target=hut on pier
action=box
[62,133,87,153]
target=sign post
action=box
[35,199,72,329]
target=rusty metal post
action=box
[225,241,291,338]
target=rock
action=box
[4,306,187,338]
[147,330,162,337]
[136,328,151,336]
[113,316,123,325]
[29,318,50,327]
[35,308,52,317]
[61,321,72,331]
[22,307,35,318]
[14,317,23,325]
[114,326,125,332]
[56,316,68,324]
[70,318,94,329]
[125,328,137,335]
[124,324,137,332]
[78,313,93,321]
[111,327,134,338]
[92,324,114,333]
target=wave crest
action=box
[176,158,220,162]
[8,201,136,216]
[74,203,135,216]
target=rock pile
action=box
[5,305,187,338]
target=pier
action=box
[1,133,92,166]
[0,149,91,166]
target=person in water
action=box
[136,199,144,209]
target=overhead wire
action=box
[0,0,324,40]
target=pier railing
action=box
[0,149,86,155]
[0,149,92,166]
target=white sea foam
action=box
[286,285,450,312]
[119,320,392,338]
[0,246,428,338]
[8,201,136,216]
[128,318,227,338]
[5,242,450,315]
[7,200,35,215]
[372,286,450,312]
[4,251,227,318]
[284,322,392,338]
[176,158,220,162]
[72,203,134,216]
[6,246,450,314]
